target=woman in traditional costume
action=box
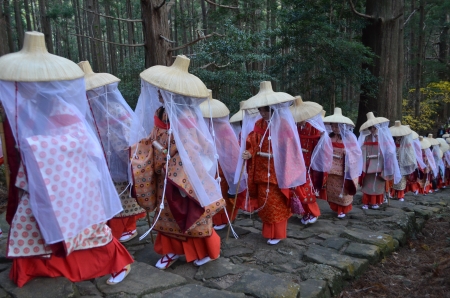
[358,112,401,209]
[417,137,435,195]
[130,55,225,269]
[199,91,246,230]
[323,108,362,218]
[79,61,145,242]
[404,128,426,195]
[0,32,133,287]
[241,81,306,245]
[436,137,449,189]
[290,97,333,224]
[388,121,416,201]
[445,137,450,186]
[426,134,442,192]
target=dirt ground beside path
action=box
[340,210,450,298]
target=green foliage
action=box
[403,81,450,133]
[116,55,145,110]
[192,22,274,114]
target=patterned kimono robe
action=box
[361,135,386,205]
[246,119,293,239]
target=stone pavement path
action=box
[0,189,448,298]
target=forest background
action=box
[0,0,449,134]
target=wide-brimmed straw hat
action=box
[240,81,294,110]
[419,136,431,149]
[140,55,208,98]
[442,134,449,138]
[359,112,389,132]
[229,107,259,124]
[389,120,412,137]
[199,90,230,118]
[446,138,450,145]
[436,138,450,153]
[321,110,326,119]
[404,125,419,140]
[0,31,84,82]
[78,61,120,91]
[323,107,354,126]
[426,134,440,146]
[289,96,323,122]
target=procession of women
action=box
[0,31,449,287]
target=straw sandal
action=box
[106,264,131,285]
[155,253,179,270]
[119,230,138,243]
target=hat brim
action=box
[199,98,230,118]
[289,102,323,122]
[420,138,431,149]
[426,137,440,146]
[389,125,412,137]
[84,73,120,91]
[359,117,390,132]
[140,63,208,98]
[323,114,354,126]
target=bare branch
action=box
[155,0,166,10]
[82,8,143,22]
[200,62,231,69]
[348,0,376,20]
[169,32,224,52]
[204,0,238,9]
[72,34,145,47]
[403,9,417,26]
[159,34,175,43]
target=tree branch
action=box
[348,0,376,20]
[155,0,166,10]
[159,34,175,43]
[72,34,145,47]
[169,32,224,52]
[204,0,238,9]
[81,8,143,22]
[403,9,417,26]
[200,61,230,69]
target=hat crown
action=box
[420,136,424,141]
[208,89,212,100]
[22,32,47,54]
[428,133,433,138]
[171,55,190,73]
[334,107,342,115]
[394,120,401,127]
[366,112,375,120]
[294,96,303,105]
[78,61,94,75]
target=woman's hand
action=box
[242,150,252,160]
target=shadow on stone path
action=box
[0,188,448,298]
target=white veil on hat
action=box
[0,79,122,244]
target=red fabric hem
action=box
[10,238,133,287]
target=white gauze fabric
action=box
[0,79,122,244]
[159,89,222,206]
[398,134,417,176]
[231,122,242,140]
[413,138,426,169]
[339,123,362,180]
[234,110,262,183]
[432,145,445,177]
[374,122,401,184]
[86,82,140,182]
[206,116,246,195]
[263,102,306,188]
[306,114,333,172]
[357,129,371,148]
[129,80,162,146]
[425,148,437,177]
[445,151,450,166]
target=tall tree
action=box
[352,0,405,130]
[38,0,54,53]
[0,0,11,55]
